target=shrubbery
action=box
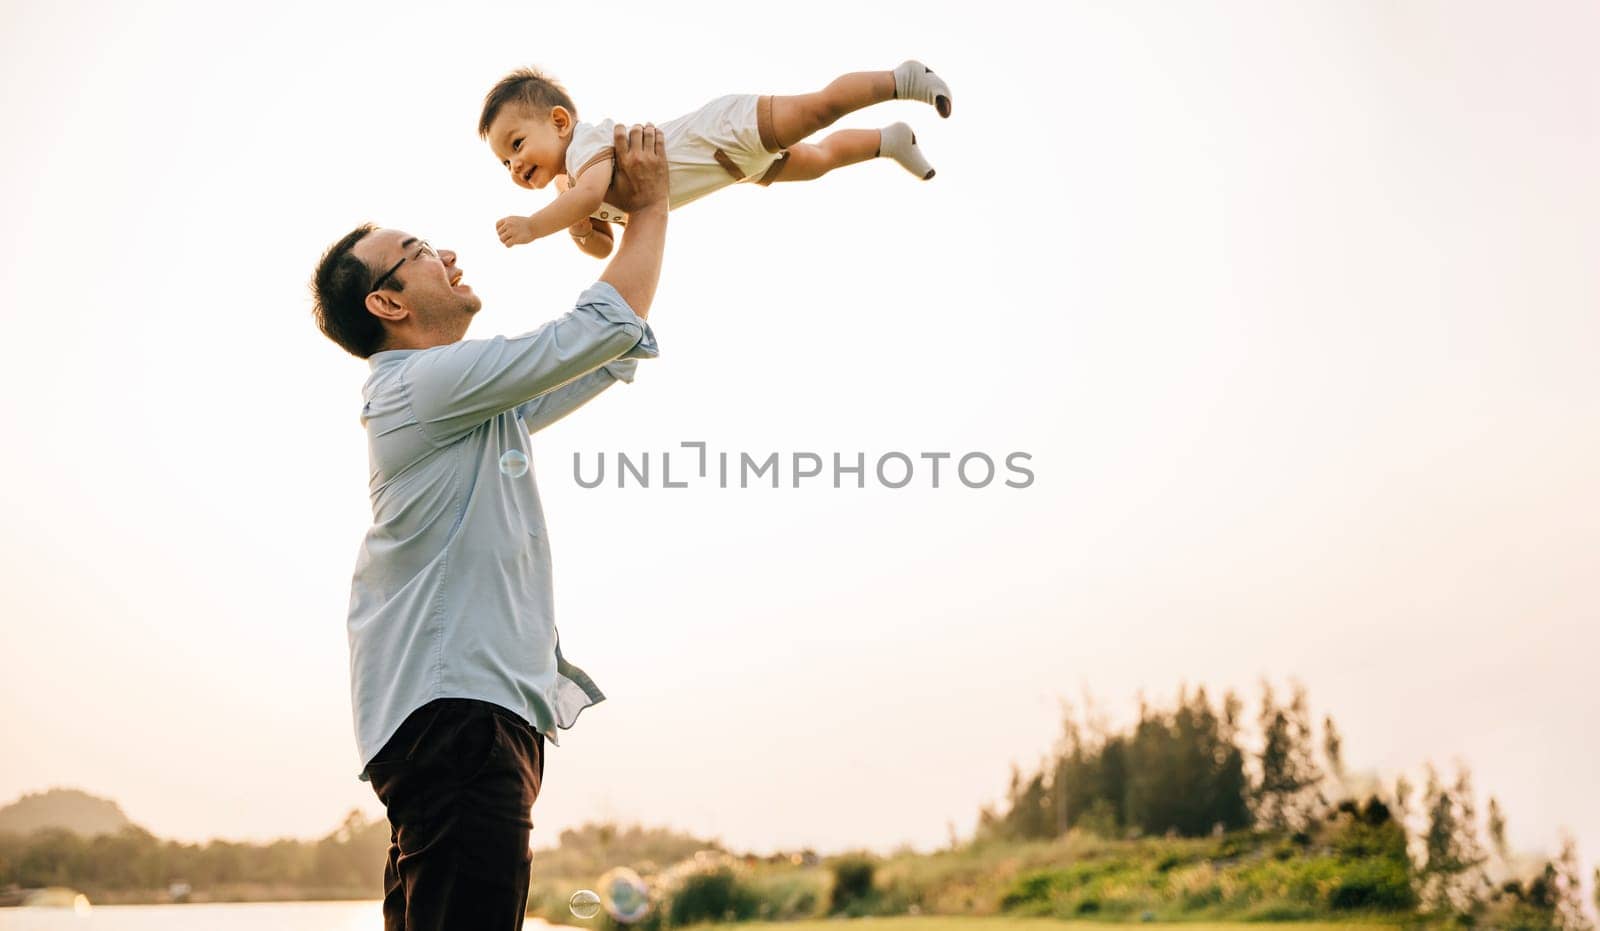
[667,859,760,925]
[827,853,876,914]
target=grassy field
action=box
[526,828,1429,929]
[670,917,1408,931]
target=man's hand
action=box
[597,123,669,318]
[606,123,669,214]
[496,215,539,248]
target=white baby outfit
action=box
[564,94,790,225]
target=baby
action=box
[481,61,953,257]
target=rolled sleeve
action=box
[584,282,658,363]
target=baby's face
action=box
[486,104,574,191]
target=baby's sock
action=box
[878,122,935,180]
[893,60,952,118]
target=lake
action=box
[0,901,567,930]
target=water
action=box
[0,901,566,930]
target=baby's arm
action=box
[549,175,615,259]
[496,161,616,248]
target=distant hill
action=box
[0,788,134,837]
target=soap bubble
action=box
[499,449,529,478]
[599,866,651,924]
[569,889,601,920]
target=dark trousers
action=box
[365,698,546,931]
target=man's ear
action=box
[365,290,407,325]
[551,105,575,137]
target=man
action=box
[308,124,669,931]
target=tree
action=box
[988,686,1250,842]
[1452,768,1490,886]
[1486,796,1509,865]
[1049,700,1124,837]
[1214,691,1252,832]
[1417,763,1489,918]
[1254,681,1325,831]
[1051,705,1080,837]
[1394,774,1413,822]
[1009,765,1054,841]
[979,762,1055,843]
[1125,698,1181,835]
[1550,836,1593,931]
[1323,714,1346,783]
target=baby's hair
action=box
[478,67,578,137]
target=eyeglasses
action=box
[370,240,439,293]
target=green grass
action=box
[666,916,1404,931]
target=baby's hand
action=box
[496,215,538,248]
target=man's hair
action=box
[478,67,578,138]
[311,223,397,359]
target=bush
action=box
[999,869,1056,910]
[1178,878,1224,911]
[746,869,825,921]
[1328,858,1416,911]
[1360,796,1393,827]
[828,853,876,913]
[668,863,758,925]
[1213,831,1254,861]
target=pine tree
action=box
[1256,682,1294,830]
[1451,767,1492,910]
[1097,735,1130,831]
[1486,796,1509,865]
[1051,751,1071,837]
[1255,681,1325,831]
[1125,698,1180,835]
[1419,765,1459,912]
[1019,768,1052,840]
[1052,703,1080,837]
[1050,698,1123,838]
[1551,836,1593,931]
[1418,764,1490,919]
[1215,690,1251,832]
[1287,684,1328,824]
[1322,714,1346,784]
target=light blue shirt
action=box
[347,281,657,781]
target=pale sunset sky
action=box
[0,0,1594,890]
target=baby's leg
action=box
[767,61,952,148]
[767,131,880,182]
[769,72,895,149]
[764,125,934,183]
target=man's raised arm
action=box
[510,122,673,434]
[598,123,670,319]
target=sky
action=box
[0,0,1595,887]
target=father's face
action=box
[355,228,482,345]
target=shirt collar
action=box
[367,348,418,369]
